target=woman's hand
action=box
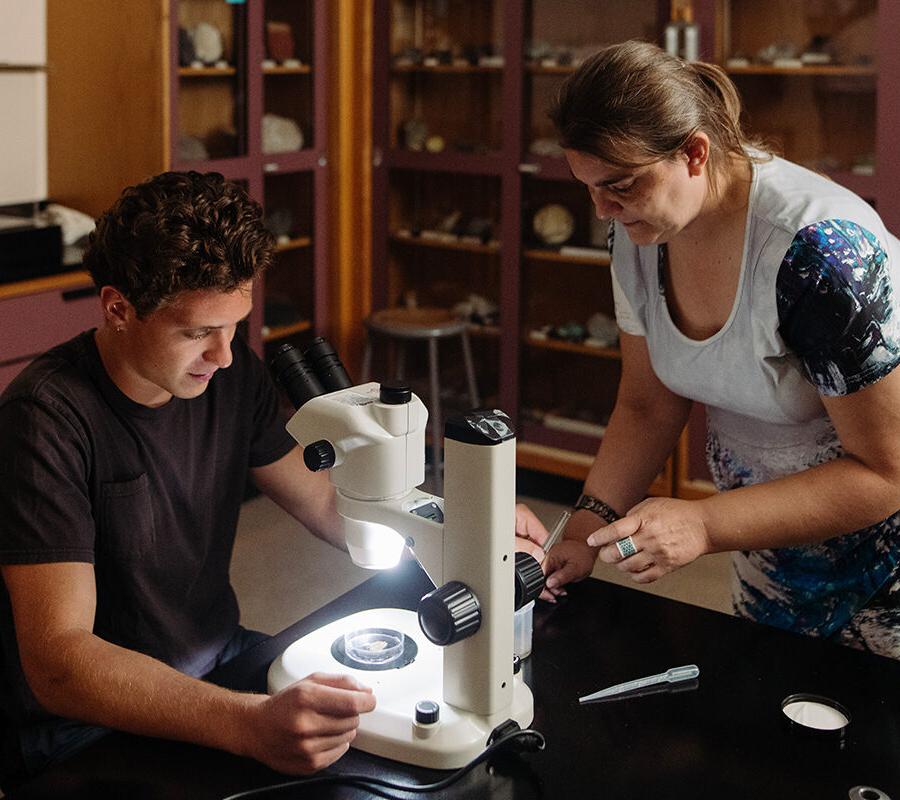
[514,503,549,561]
[587,497,711,583]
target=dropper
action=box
[578,665,700,703]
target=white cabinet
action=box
[0,0,46,65]
[0,0,47,205]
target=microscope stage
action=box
[267,608,534,769]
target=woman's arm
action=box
[590,366,900,582]
[542,331,693,592]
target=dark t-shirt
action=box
[0,330,295,737]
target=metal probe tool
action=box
[579,664,700,703]
[540,509,571,560]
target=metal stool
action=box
[361,307,480,490]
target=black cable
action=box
[221,727,546,800]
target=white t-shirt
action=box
[610,154,900,642]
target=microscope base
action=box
[267,608,534,769]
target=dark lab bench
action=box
[9,559,900,799]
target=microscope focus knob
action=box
[417,581,481,646]
[514,551,546,609]
[303,440,336,472]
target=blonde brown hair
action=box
[549,40,770,179]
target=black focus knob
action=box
[514,551,545,609]
[303,440,336,472]
[418,581,481,646]
[415,700,440,724]
[379,381,412,405]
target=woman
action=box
[539,40,900,659]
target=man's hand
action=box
[514,503,549,561]
[587,497,711,583]
[245,673,376,774]
[542,539,598,601]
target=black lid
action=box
[781,693,851,743]
[379,381,412,405]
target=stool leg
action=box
[396,343,406,381]
[460,329,480,409]
[361,335,373,382]
[428,337,442,492]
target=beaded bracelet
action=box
[574,493,621,526]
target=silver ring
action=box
[615,536,638,559]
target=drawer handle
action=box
[61,287,98,302]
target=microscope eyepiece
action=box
[304,337,353,392]
[270,343,326,410]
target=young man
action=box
[0,172,375,789]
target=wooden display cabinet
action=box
[372,0,673,492]
[515,0,670,491]
[715,0,877,198]
[389,1,505,155]
[41,0,331,365]
[176,0,247,160]
[261,170,315,356]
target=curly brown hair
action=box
[83,171,275,317]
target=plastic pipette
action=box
[578,664,700,703]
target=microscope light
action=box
[343,516,406,570]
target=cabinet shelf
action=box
[390,231,500,255]
[725,64,876,78]
[524,248,609,266]
[391,64,503,75]
[387,149,504,175]
[519,419,600,456]
[178,65,237,77]
[469,324,501,338]
[520,156,572,182]
[262,319,312,342]
[0,271,93,302]
[275,236,312,252]
[516,439,595,480]
[525,336,620,360]
[526,63,577,75]
[263,64,312,75]
[261,150,321,173]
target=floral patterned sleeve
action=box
[776,219,900,396]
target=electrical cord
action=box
[220,727,546,800]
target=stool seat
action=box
[365,307,468,339]
[361,306,480,492]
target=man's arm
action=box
[251,446,344,549]
[2,561,375,774]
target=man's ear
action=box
[684,132,711,176]
[99,286,134,332]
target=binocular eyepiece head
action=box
[270,337,352,409]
